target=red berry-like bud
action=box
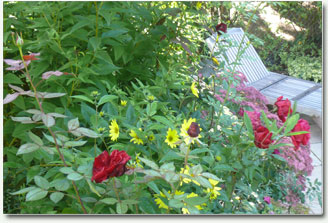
[187,122,200,138]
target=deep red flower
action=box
[187,122,200,138]
[274,96,292,122]
[254,126,273,149]
[91,150,131,183]
[23,53,40,61]
[216,23,227,35]
[290,119,311,151]
[238,107,244,117]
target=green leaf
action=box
[244,112,254,139]
[4,73,24,84]
[147,181,161,194]
[71,95,94,104]
[51,178,70,191]
[201,172,224,182]
[284,114,300,134]
[64,141,87,147]
[68,118,79,130]
[168,199,184,208]
[59,167,75,174]
[100,198,117,205]
[126,104,136,124]
[268,143,293,150]
[116,203,128,214]
[286,131,310,136]
[114,46,124,61]
[34,176,50,190]
[41,113,55,127]
[160,162,175,172]
[98,95,118,106]
[89,37,101,51]
[87,179,101,197]
[159,150,183,163]
[261,111,272,130]
[28,131,43,146]
[143,169,162,177]
[11,187,36,195]
[122,200,139,205]
[272,154,287,162]
[185,196,207,206]
[193,176,212,188]
[67,172,84,181]
[76,127,100,138]
[50,192,64,203]
[152,116,174,129]
[102,29,129,38]
[16,143,40,155]
[26,188,48,201]
[139,157,159,170]
[213,164,235,172]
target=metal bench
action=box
[205,28,322,127]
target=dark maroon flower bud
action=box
[215,23,227,35]
[238,107,244,117]
[273,149,280,155]
[187,122,200,138]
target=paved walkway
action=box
[301,114,323,214]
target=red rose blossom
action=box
[216,23,227,35]
[254,126,273,149]
[274,96,292,122]
[290,119,311,151]
[91,150,131,183]
[187,122,200,137]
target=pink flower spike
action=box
[42,71,64,80]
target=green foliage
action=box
[3,1,321,215]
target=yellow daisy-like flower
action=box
[109,119,119,141]
[180,118,202,144]
[148,134,155,142]
[120,100,127,107]
[191,82,199,98]
[130,128,144,145]
[204,178,222,200]
[212,57,220,66]
[148,95,155,101]
[165,128,179,149]
[179,165,200,186]
[154,190,185,210]
[131,153,143,168]
[196,2,202,10]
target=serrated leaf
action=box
[67,172,83,181]
[28,131,43,146]
[100,198,117,205]
[34,176,50,190]
[68,118,79,131]
[50,192,64,203]
[26,188,48,201]
[17,143,40,155]
[98,95,118,106]
[76,127,100,138]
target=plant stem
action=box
[18,47,87,214]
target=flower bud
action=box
[15,33,24,47]
[187,122,200,138]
